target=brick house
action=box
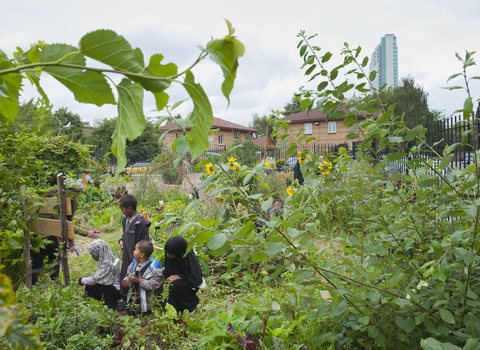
[158,117,257,148]
[280,106,376,148]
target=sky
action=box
[1,0,479,128]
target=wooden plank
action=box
[27,197,72,215]
[29,218,75,240]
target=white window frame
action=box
[304,123,312,134]
[328,121,336,133]
[219,134,224,145]
[244,133,250,141]
[233,131,240,140]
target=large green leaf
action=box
[0,49,22,122]
[111,79,145,171]
[40,44,115,106]
[79,29,169,93]
[147,54,177,78]
[183,70,213,160]
[207,233,228,251]
[264,241,285,256]
[205,20,244,104]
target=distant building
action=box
[83,121,93,134]
[157,117,257,149]
[370,34,398,90]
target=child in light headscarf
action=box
[78,239,121,309]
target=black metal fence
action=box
[365,104,480,175]
[91,104,480,174]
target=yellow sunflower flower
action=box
[319,160,332,175]
[205,162,215,175]
[228,157,241,170]
[298,151,306,164]
[287,187,293,196]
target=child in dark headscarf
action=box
[164,236,203,314]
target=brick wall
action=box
[282,119,365,148]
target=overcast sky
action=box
[2,0,479,128]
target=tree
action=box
[86,117,160,163]
[248,113,269,138]
[86,117,158,149]
[378,76,442,128]
[44,107,86,143]
[282,95,304,116]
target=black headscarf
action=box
[164,236,203,289]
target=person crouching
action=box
[121,241,163,316]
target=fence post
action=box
[56,173,70,287]
[476,103,480,151]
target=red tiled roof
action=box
[252,136,267,147]
[157,117,257,133]
[282,106,376,123]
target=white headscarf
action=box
[87,239,120,285]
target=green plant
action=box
[275,158,286,168]
[14,282,114,349]
[32,135,91,186]
[150,152,186,184]
[221,140,261,168]
[1,20,244,174]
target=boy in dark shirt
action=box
[117,194,151,310]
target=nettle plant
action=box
[174,38,480,348]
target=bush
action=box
[150,152,186,185]
[275,158,286,168]
[257,172,288,202]
[32,135,91,186]
[221,140,261,167]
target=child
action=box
[78,239,121,309]
[117,194,151,310]
[121,241,163,315]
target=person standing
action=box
[31,183,100,285]
[117,194,151,311]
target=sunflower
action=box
[205,162,215,175]
[319,160,333,175]
[298,151,306,164]
[286,187,293,196]
[228,157,241,170]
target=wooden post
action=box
[57,173,70,286]
[20,190,32,289]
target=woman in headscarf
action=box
[78,239,121,309]
[164,236,203,314]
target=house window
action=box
[304,123,312,134]
[183,131,186,136]
[219,134,224,145]
[244,133,250,141]
[328,122,336,133]
[233,131,240,140]
[175,132,179,139]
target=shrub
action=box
[275,158,286,168]
[150,152,186,185]
[221,140,261,167]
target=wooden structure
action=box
[28,197,75,239]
